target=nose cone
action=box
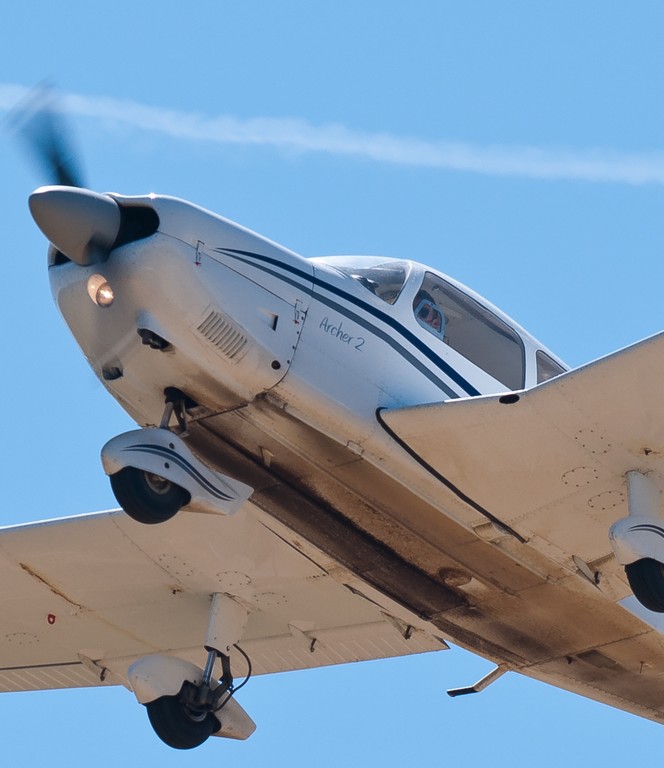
[29,185,121,266]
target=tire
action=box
[625,558,664,612]
[110,466,190,524]
[146,694,220,750]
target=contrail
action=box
[2,82,663,185]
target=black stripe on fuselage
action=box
[213,247,481,398]
[212,248,523,540]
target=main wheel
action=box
[110,466,191,524]
[146,694,220,750]
[625,558,664,612]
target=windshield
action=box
[320,257,411,305]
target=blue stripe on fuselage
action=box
[213,247,481,398]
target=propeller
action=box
[10,82,86,188]
[12,84,124,265]
[14,84,159,266]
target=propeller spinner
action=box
[29,186,121,266]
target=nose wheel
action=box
[110,466,190,525]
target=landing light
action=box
[87,274,115,307]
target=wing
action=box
[380,331,664,719]
[0,505,446,693]
[381,330,664,562]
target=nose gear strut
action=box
[160,386,196,435]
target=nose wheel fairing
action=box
[102,427,253,521]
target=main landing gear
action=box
[129,594,256,749]
[144,650,241,749]
[101,389,253,524]
[146,674,222,750]
[624,559,664,613]
[610,470,664,612]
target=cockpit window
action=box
[536,350,566,383]
[414,272,525,390]
[331,258,411,304]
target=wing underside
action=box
[0,507,445,694]
[381,330,664,568]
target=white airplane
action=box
[5,97,664,750]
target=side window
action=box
[413,272,525,390]
[536,350,566,383]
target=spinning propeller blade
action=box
[11,83,85,188]
[14,84,160,265]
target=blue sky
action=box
[2,1,664,764]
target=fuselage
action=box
[48,192,566,428]
[48,191,621,680]
[47,192,568,549]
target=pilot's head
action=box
[414,291,445,338]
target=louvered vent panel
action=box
[197,311,249,361]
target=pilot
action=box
[414,291,446,339]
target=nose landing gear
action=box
[101,391,253,524]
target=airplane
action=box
[4,92,664,750]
